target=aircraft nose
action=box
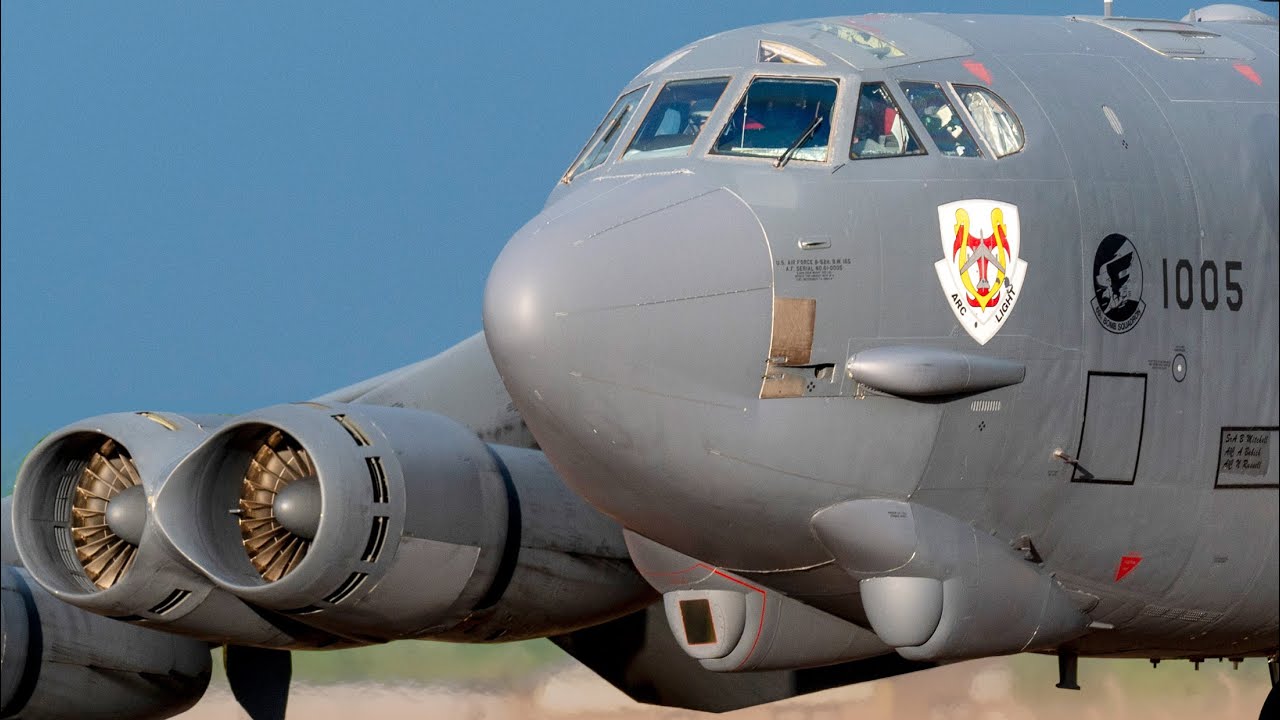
[482,213,559,382]
[483,176,774,472]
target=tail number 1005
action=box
[1162,259,1243,312]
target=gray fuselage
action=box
[483,13,1279,659]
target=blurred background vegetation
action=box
[200,631,1269,697]
[210,641,571,688]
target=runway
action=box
[177,655,1270,719]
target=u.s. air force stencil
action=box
[935,200,1028,345]
[1090,233,1145,334]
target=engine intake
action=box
[11,412,316,647]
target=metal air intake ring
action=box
[12,414,213,603]
[11,412,316,647]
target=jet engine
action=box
[155,402,652,643]
[11,412,322,648]
[2,561,211,720]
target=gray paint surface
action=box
[484,10,1279,662]
[3,8,1278,719]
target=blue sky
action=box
[2,1,1275,484]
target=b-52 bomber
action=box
[2,4,1277,719]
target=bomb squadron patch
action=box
[934,200,1028,345]
[1090,233,1145,334]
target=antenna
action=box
[1104,0,1113,17]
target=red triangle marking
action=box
[1115,555,1142,582]
[962,60,993,85]
[1234,64,1262,87]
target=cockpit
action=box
[561,17,1026,183]
[712,77,837,163]
[625,78,729,159]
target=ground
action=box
[178,644,1270,719]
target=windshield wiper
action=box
[776,115,824,169]
[580,110,630,172]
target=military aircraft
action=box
[2,3,1277,719]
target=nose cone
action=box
[482,211,560,382]
[483,176,774,516]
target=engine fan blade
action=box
[224,645,291,720]
[239,430,316,582]
[71,439,143,590]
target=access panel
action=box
[1073,372,1147,484]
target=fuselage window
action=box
[899,81,981,157]
[806,20,906,59]
[624,78,730,160]
[850,82,925,160]
[953,84,1024,157]
[757,40,824,65]
[712,77,838,163]
[563,85,649,182]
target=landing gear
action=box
[1055,651,1080,691]
[1261,656,1278,720]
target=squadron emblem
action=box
[1090,233,1145,334]
[934,200,1028,345]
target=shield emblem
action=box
[933,200,1028,345]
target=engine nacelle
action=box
[156,402,652,642]
[812,499,1090,661]
[2,563,211,720]
[11,412,323,648]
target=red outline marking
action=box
[636,562,768,670]
[709,568,768,669]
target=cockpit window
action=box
[712,78,838,163]
[624,78,730,159]
[850,82,924,160]
[758,41,824,66]
[953,85,1024,157]
[807,20,906,59]
[564,86,648,182]
[900,81,981,157]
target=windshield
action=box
[712,78,838,162]
[624,78,730,159]
[953,85,1024,157]
[850,82,925,159]
[564,86,648,181]
[900,81,981,157]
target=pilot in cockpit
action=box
[851,83,915,158]
[626,78,731,157]
[852,87,892,157]
[921,103,969,155]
